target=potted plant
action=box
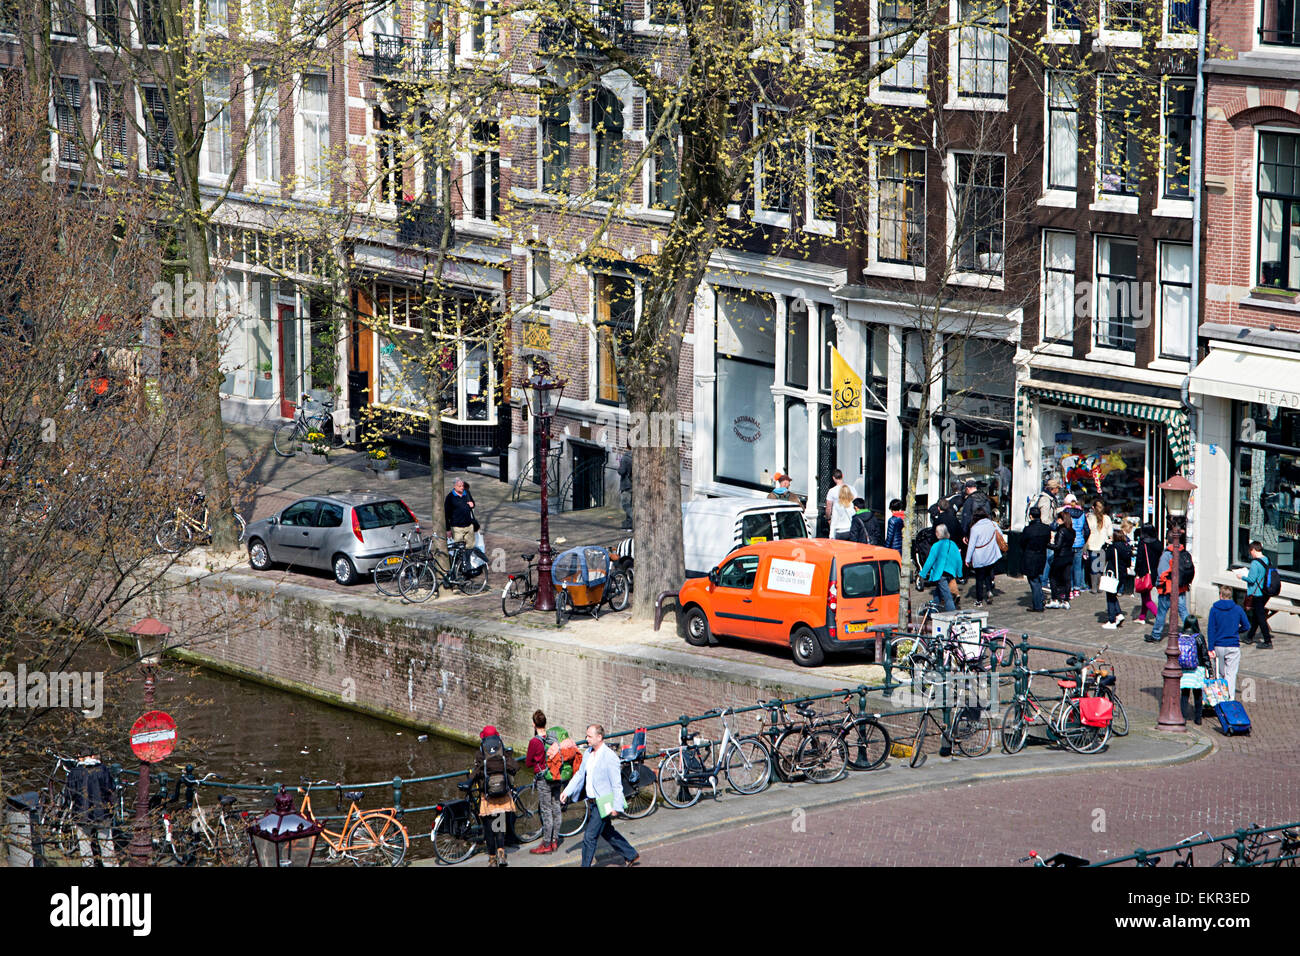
[259,360,273,380]
[367,446,400,481]
[305,430,330,464]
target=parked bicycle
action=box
[902,676,993,768]
[398,538,490,602]
[273,394,339,457]
[373,530,429,597]
[35,751,81,859]
[657,708,772,807]
[171,771,253,866]
[501,552,542,616]
[431,777,574,865]
[297,780,408,866]
[154,490,246,553]
[1084,653,1129,737]
[1000,647,1112,755]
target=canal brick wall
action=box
[118,567,859,751]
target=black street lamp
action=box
[526,362,567,612]
[1156,473,1196,733]
[127,617,171,866]
[248,787,322,867]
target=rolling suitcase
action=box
[1213,700,1251,736]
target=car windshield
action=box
[355,500,412,530]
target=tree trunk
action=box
[427,406,445,539]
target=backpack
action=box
[544,726,582,782]
[1258,558,1282,599]
[480,734,511,797]
[1178,549,1195,586]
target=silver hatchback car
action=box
[245,492,420,585]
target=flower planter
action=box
[305,452,329,465]
[373,467,400,482]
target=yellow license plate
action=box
[384,555,403,565]
[843,622,868,634]
[746,536,768,544]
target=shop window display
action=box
[1235,403,1300,580]
[1040,411,1150,519]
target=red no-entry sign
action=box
[129,710,177,763]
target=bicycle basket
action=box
[1078,697,1114,728]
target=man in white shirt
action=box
[560,724,640,867]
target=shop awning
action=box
[1016,379,1191,471]
[1188,346,1300,407]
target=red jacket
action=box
[525,734,547,775]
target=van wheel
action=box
[684,608,711,647]
[791,627,824,667]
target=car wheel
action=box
[791,626,825,667]
[333,554,358,586]
[684,607,711,647]
[248,539,273,571]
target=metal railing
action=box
[536,15,632,58]
[1095,822,1300,867]
[373,34,446,76]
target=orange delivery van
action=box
[675,538,901,666]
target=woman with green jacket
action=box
[920,524,963,612]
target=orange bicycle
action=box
[298,779,408,866]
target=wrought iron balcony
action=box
[536,15,632,59]
[373,34,446,77]
[395,196,451,248]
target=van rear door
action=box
[838,559,901,639]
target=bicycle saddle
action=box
[457,781,473,792]
[521,553,535,562]
[218,794,237,807]
[344,790,365,803]
[1056,679,1077,689]
[796,704,817,718]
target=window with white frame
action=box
[817,303,837,392]
[1104,0,1142,31]
[206,0,228,27]
[202,67,231,179]
[593,87,624,201]
[807,0,834,43]
[95,0,120,45]
[1158,242,1192,359]
[424,0,446,40]
[1095,236,1139,351]
[955,0,1008,101]
[468,120,499,221]
[808,129,836,225]
[470,0,496,53]
[539,89,570,194]
[530,250,553,310]
[1162,77,1194,200]
[1049,0,1079,29]
[1258,131,1300,291]
[1098,75,1140,197]
[756,107,794,217]
[953,152,1005,274]
[756,0,791,34]
[877,146,924,264]
[142,84,174,172]
[1041,230,1075,344]
[649,0,683,25]
[1261,0,1300,45]
[1046,71,1077,191]
[54,78,82,165]
[139,0,164,44]
[94,81,127,170]
[875,1,927,94]
[1167,0,1197,32]
[301,73,329,192]
[596,273,636,405]
[649,99,680,210]
[246,0,272,32]
[250,70,280,185]
[52,0,77,36]
[375,111,405,203]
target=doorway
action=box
[277,304,300,419]
[571,443,607,511]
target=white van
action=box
[614,498,808,578]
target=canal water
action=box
[70,642,481,861]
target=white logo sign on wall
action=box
[767,558,815,595]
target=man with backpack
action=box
[1147,535,1195,644]
[1236,540,1277,650]
[469,725,519,867]
[560,724,639,867]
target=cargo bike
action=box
[552,545,630,626]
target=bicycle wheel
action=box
[842,717,891,771]
[795,730,848,783]
[909,718,929,768]
[559,794,588,837]
[154,514,191,553]
[432,808,477,864]
[457,552,490,595]
[724,737,772,794]
[605,570,631,612]
[398,562,438,603]
[888,635,926,682]
[952,706,992,757]
[621,770,657,819]
[555,588,572,627]
[1052,699,1106,754]
[1107,692,1130,737]
[231,511,247,541]
[657,751,701,808]
[771,729,806,781]
[1000,701,1030,754]
[273,421,302,456]
[374,557,405,596]
[346,811,407,866]
[512,783,543,844]
[501,576,532,616]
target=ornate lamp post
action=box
[526,362,567,611]
[1156,474,1196,732]
[248,787,322,867]
[127,617,171,865]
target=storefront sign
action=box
[767,558,815,595]
[733,416,763,443]
[830,347,862,428]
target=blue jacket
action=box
[885,512,905,553]
[1064,506,1086,549]
[1206,599,1249,651]
[1244,556,1269,598]
[921,538,963,582]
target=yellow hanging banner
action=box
[830,346,862,428]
